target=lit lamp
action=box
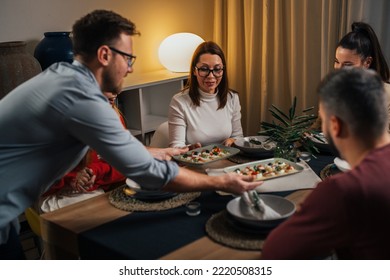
[158,33,204,72]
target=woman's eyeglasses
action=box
[109,46,137,67]
[195,66,224,77]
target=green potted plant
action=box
[259,96,322,161]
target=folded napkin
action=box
[241,191,281,220]
[40,189,104,213]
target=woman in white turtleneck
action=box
[168,41,243,149]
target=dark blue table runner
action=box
[79,191,232,259]
[79,155,335,259]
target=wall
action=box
[0,0,214,73]
[346,0,390,71]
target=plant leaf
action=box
[302,106,315,113]
[260,97,320,156]
[289,96,297,120]
[270,104,291,121]
[269,110,289,126]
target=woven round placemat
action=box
[109,187,201,212]
[320,163,341,180]
[228,154,253,164]
[205,210,266,250]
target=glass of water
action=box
[186,201,201,216]
[299,151,312,162]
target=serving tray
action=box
[173,144,240,166]
[223,158,303,181]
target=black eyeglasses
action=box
[195,66,224,78]
[109,46,136,67]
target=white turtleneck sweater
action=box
[168,88,243,147]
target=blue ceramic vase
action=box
[34,31,73,70]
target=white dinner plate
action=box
[125,178,176,200]
[226,195,296,229]
[309,132,328,144]
[309,132,330,152]
[333,157,351,172]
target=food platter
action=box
[172,144,240,166]
[233,135,276,156]
[226,195,296,229]
[124,178,176,201]
[223,158,303,181]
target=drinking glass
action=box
[299,151,312,162]
[186,201,201,216]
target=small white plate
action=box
[333,157,351,172]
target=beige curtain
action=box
[214,0,390,136]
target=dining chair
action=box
[24,207,44,259]
[150,121,169,148]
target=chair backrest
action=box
[24,207,41,237]
[150,121,169,148]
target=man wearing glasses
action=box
[0,10,259,259]
[108,46,136,68]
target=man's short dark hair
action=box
[318,68,387,141]
[72,10,140,61]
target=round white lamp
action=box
[158,33,204,72]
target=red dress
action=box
[42,107,126,197]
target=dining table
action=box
[40,151,336,260]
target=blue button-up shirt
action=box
[0,61,179,244]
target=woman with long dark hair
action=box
[168,41,243,148]
[313,22,390,131]
[334,22,390,84]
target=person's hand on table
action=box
[187,142,202,150]
[222,138,236,147]
[219,173,263,195]
[147,146,189,161]
[70,167,96,192]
